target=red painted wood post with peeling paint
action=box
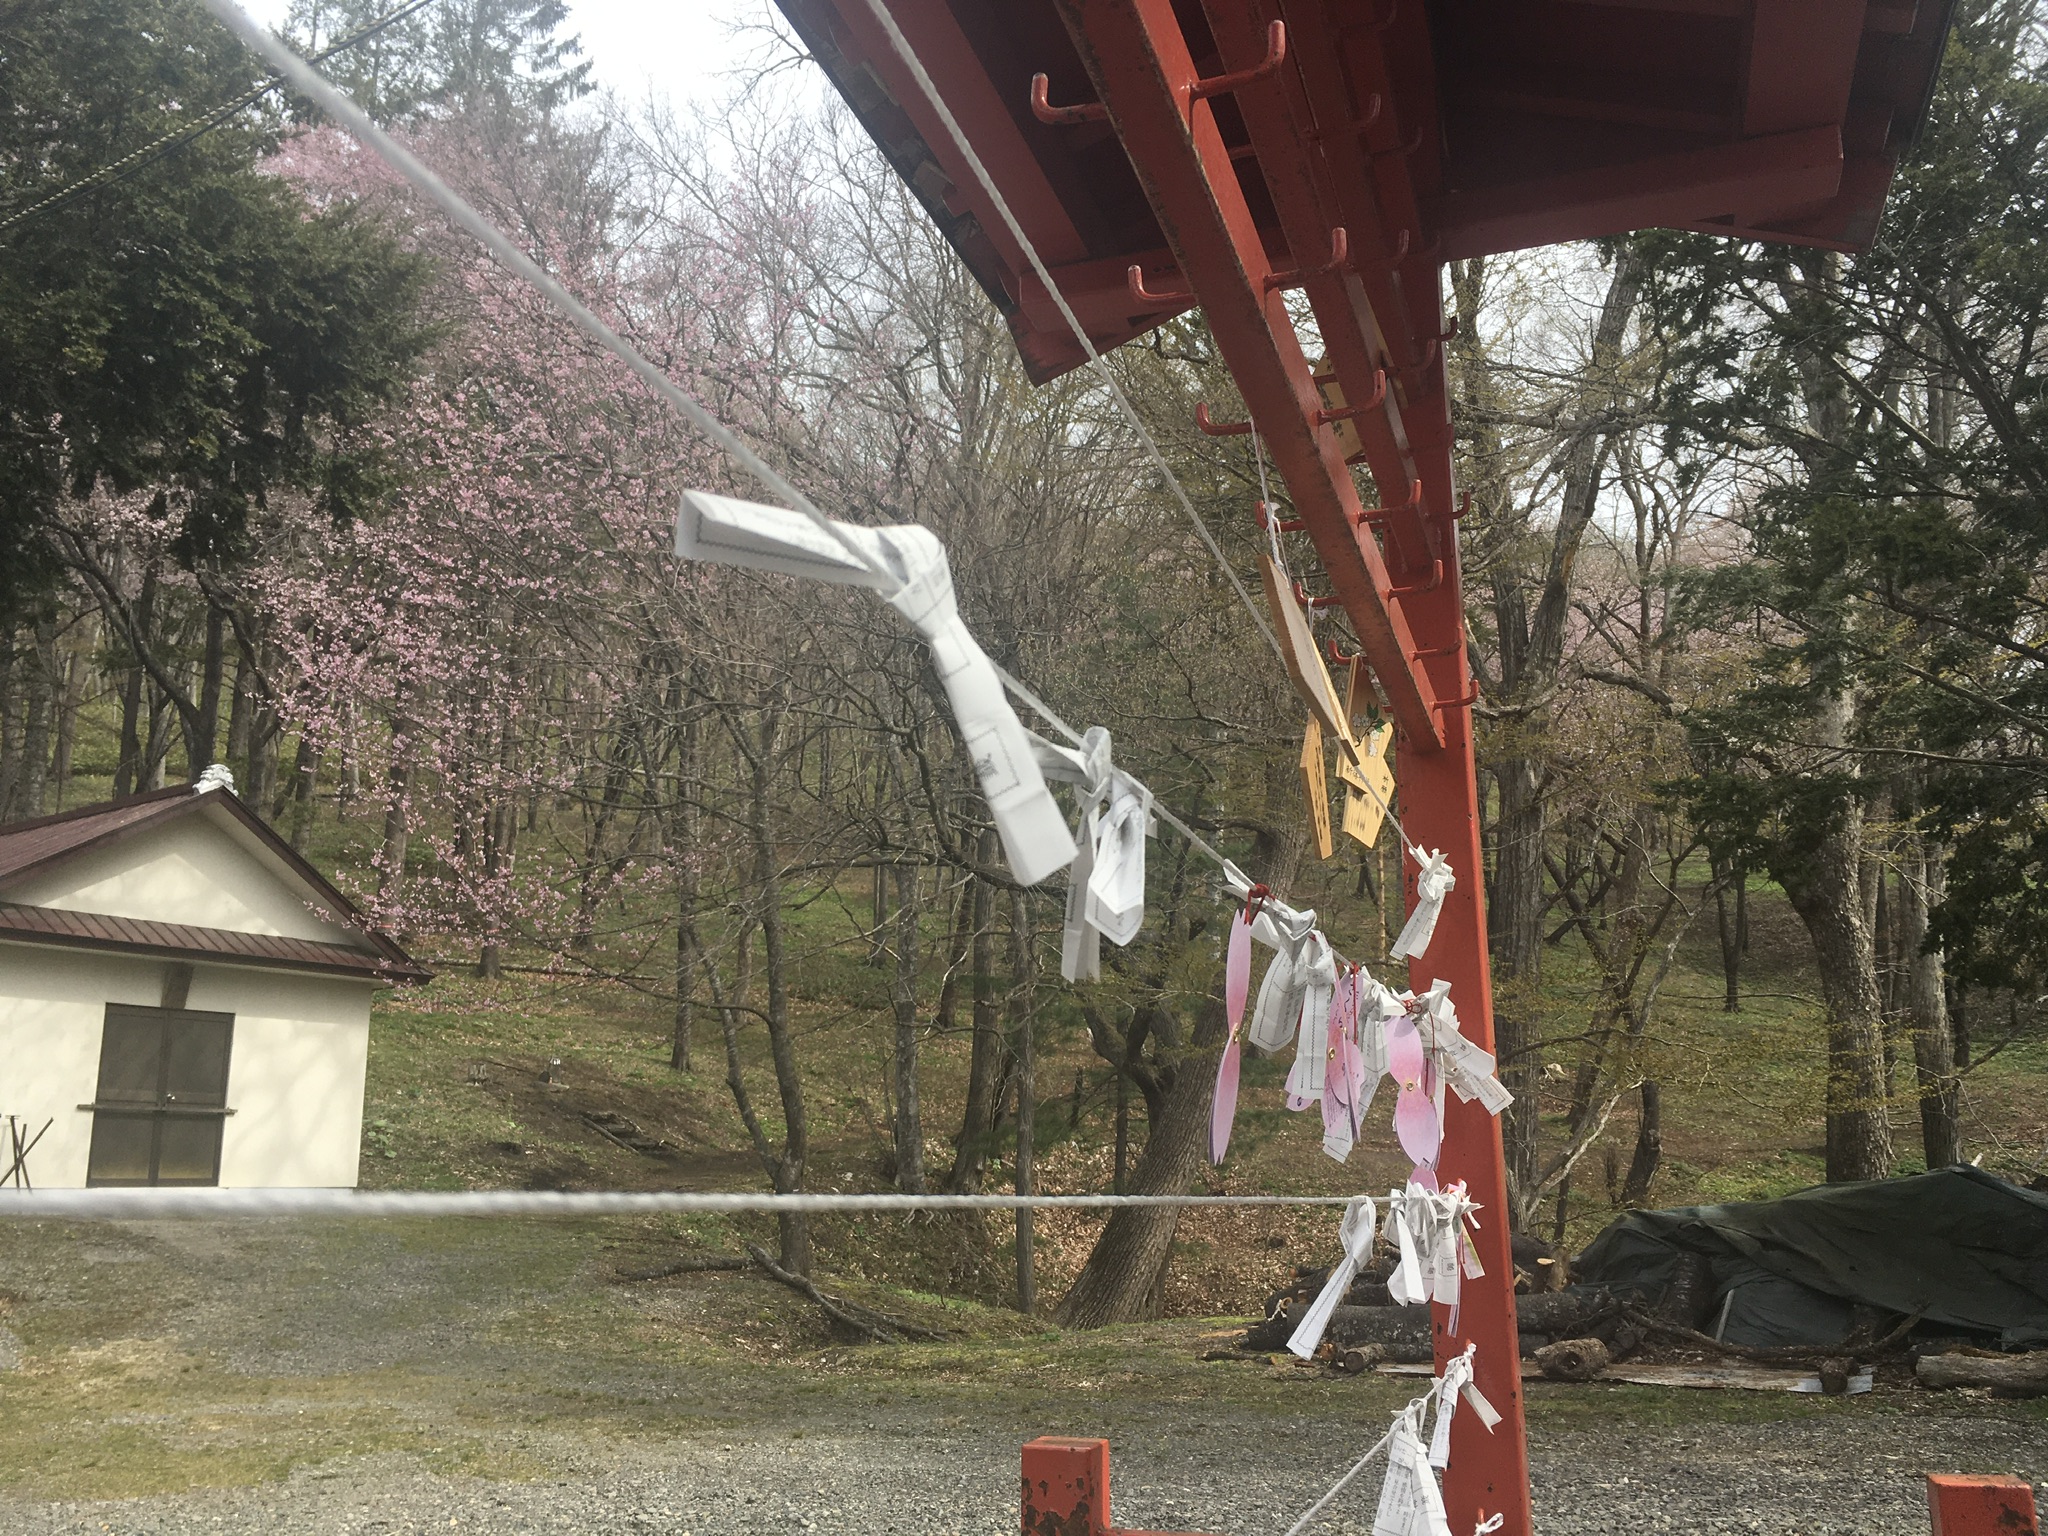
[1928,1475,2039,1536]
[1022,1438,1219,1536]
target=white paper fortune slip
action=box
[1374,1410,1453,1536]
[1409,980,1513,1116]
[1390,849,1455,960]
[677,491,1075,885]
[1287,1195,1377,1359]
[1031,727,1153,982]
[1430,1343,1502,1469]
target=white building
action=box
[0,777,427,1189]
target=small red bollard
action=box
[1928,1475,2039,1536]
[1022,1437,1221,1536]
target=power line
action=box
[0,0,442,239]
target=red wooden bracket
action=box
[1389,560,1445,596]
[1266,227,1349,291]
[1129,265,1193,307]
[1316,369,1386,423]
[1292,578,1339,611]
[1022,1437,1218,1536]
[1188,20,1285,104]
[1029,75,1108,125]
[1928,1476,2039,1536]
[1353,479,1423,528]
[1256,501,1306,534]
[1370,125,1425,161]
[1194,402,1253,437]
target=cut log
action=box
[1244,1287,1622,1363]
[1243,1303,1434,1362]
[1518,1288,1626,1335]
[1535,1337,1610,1381]
[1916,1352,2048,1397]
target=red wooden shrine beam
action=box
[1053,4,1518,1531]
[1056,0,1446,748]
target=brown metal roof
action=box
[0,901,432,982]
[0,784,427,983]
[0,784,197,886]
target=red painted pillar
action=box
[1928,1475,2039,1536]
[1396,529,1533,1536]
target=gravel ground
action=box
[3,1219,2042,1536]
[5,1407,2043,1536]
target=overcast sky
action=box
[235,0,796,112]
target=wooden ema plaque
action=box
[1259,553,1352,754]
[1339,722,1395,848]
[1300,718,1334,860]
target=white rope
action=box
[0,1188,1371,1220]
[849,0,1285,670]
[189,0,1408,950]
[1276,1382,1443,1536]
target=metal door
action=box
[84,1004,234,1186]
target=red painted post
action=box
[1928,1475,2039,1536]
[1024,1438,1112,1536]
[1042,2,1531,1531]
[1022,1438,1220,1536]
[1396,535,1532,1536]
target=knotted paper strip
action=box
[1288,1195,1377,1359]
[1408,980,1513,1116]
[1247,901,1321,1053]
[1032,728,1153,981]
[1390,849,1455,960]
[678,492,1075,886]
[1373,1409,1453,1536]
[1429,1343,1502,1469]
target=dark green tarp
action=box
[1573,1167,2048,1349]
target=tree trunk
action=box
[1619,1079,1661,1206]
[189,604,226,778]
[50,634,88,809]
[288,735,319,854]
[754,707,809,1273]
[671,698,702,1074]
[114,564,158,800]
[244,687,279,814]
[1055,980,1226,1328]
[225,647,253,777]
[1489,757,1546,1213]
[934,871,974,1036]
[380,733,412,905]
[1776,751,1893,1182]
[16,613,57,819]
[572,742,630,951]
[142,684,173,791]
[948,838,1001,1193]
[1901,840,1960,1168]
[1714,856,1743,1012]
[890,860,925,1194]
[1011,889,1037,1315]
[0,632,18,819]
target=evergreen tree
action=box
[1638,0,2048,1175]
[284,0,591,122]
